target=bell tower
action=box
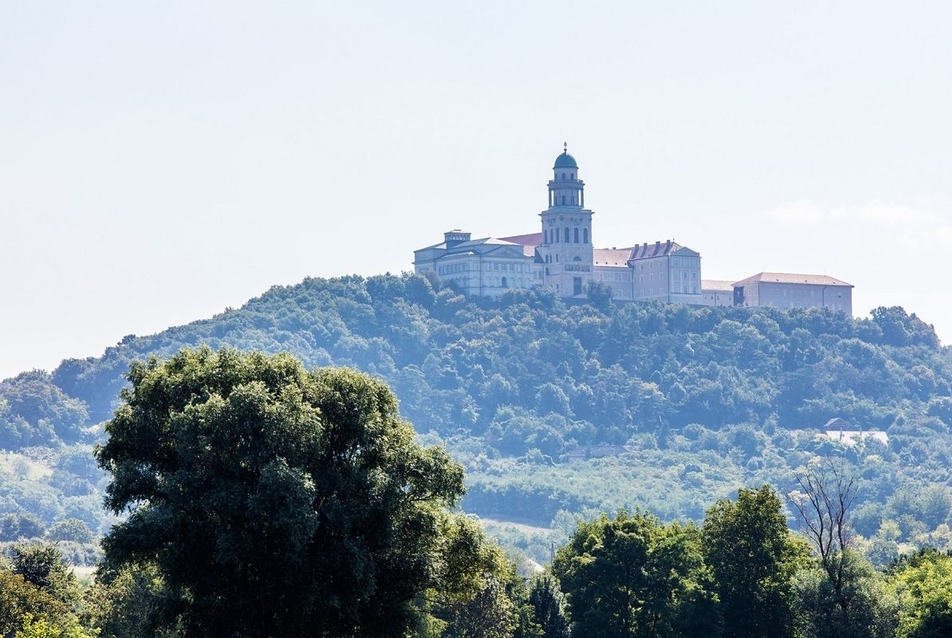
[539,144,594,297]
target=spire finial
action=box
[563,141,568,154]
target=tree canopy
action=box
[95,347,476,637]
[703,485,809,638]
[552,510,717,638]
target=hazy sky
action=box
[2,2,951,380]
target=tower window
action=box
[584,228,589,244]
[562,173,566,181]
[574,228,579,243]
[564,228,570,243]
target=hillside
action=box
[3,272,952,563]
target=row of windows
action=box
[438,261,530,275]
[671,283,699,294]
[672,257,699,268]
[549,193,581,206]
[596,272,630,283]
[767,301,847,311]
[447,275,527,288]
[672,271,698,280]
[763,287,846,300]
[544,227,589,245]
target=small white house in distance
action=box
[823,418,889,446]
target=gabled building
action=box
[732,272,853,314]
[412,230,536,298]
[414,146,704,303]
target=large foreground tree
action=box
[96,347,475,637]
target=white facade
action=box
[700,280,736,307]
[414,147,706,304]
[413,231,535,297]
[732,272,853,314]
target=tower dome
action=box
[553,149,578,170]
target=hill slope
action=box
[3,273,952,562]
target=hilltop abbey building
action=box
[413,147,852,314]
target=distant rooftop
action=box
[734,272,853,287]
[702,280,735,291]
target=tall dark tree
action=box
[96,347,478,638]
[528,576,570,638]
[703,485,808,638]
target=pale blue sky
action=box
[2,2,951,379]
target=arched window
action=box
[574,228,579,243]
[583,228,589,244]
[564,228,570,243]
[561,195,565,205]
[561,173,566,181]
[502,276,508,288]
[571,173,574,179]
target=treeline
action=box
[2,344,951,638]
[4,482,952,638]
[16,273,950,435]
[2,273,952,558]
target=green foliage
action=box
[888,548,952,638]
[703,485,809,638]
[552,510,718,637]
[5,273,952,577]
[14,614,96,638]
[1,513,46,542]
[95,347,475,638]
[81,563,182,638]
[527,576,570,638]
[792,551,898,638]
[45,520,93,545]
[0,544,88,638]
[0,372,88,449]
[0,571,67,637]
[9,543,80,607]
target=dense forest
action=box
[2,272,952,567]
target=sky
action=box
[2,2,951,380]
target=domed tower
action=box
[539,144,595,297]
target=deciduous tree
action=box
[552,510,717,638]
[96,347,477,638]
[703,485,808,638]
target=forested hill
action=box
[4,273,952,553]
[32,273,949,434]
